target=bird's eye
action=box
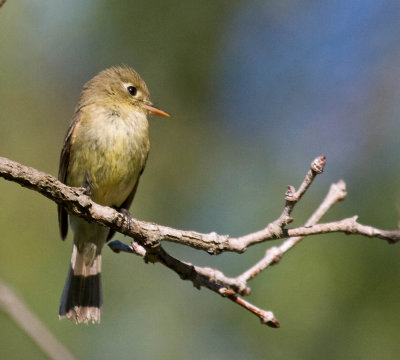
[127,86,137,96]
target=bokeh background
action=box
[1,1,400,359]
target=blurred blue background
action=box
[1,1,400,359]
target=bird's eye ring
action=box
[127,86,137,96]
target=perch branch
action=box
[1,156,398,255]
[1,155,400,327]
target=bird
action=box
[57,66,169,324]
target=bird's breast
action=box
[67,105,150,207]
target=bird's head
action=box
[78,66,169,117]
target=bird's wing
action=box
[57,111,82,240]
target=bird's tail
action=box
[59,244,102,324]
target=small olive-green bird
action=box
[58,66,169,323]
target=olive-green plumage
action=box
[58,66,169,323]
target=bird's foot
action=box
[80,172,93,197]
[118,208,133,231]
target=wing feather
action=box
[57,111,82,240]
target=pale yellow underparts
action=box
[67,102,149,207]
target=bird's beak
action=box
[142,103,170,117]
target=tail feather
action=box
[59,245,102,324]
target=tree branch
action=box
[1,155,400,327]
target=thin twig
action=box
[238,180,347,283]
[287,217,400,243]
[0,279,76,360]
[237,156,327,246]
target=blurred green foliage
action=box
[1,1,400,359]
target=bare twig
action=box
[0,279,76,360]
[234,156,327,248]
[278,156,327,225]
[287,217,400,243]
[238,180,347,283]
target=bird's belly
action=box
[91,156,138,206]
